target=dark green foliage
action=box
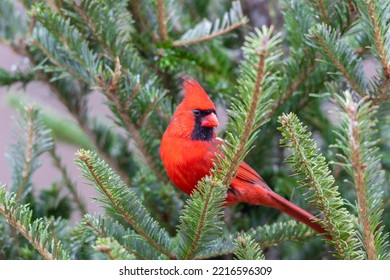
[74,149,173,258]
[234,234,264,260]
[0,68,35,87]
[0,0,389,260]
[278,113,362,259]
[0,186,69,260]
[332,91,389,259]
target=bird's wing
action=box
[235,162,272,191]
[212,138,271,191]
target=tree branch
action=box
[316,34,366,98]
[222,45,268,186]
[157,0,168,41]
[346,98,376,259]
[266,60,318,119]
[367,0,389,78]
[77,152,172,258]
[56,4,168,183]
[84,220,145,259]
[99,59,168,184]
[317,0,330,25]
[172,20,247,47]
[17,106,35,200]
[50,147,87,215]
[0,203,55,260]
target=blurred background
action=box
[0,44,108,219]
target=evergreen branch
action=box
[176,178,227,260]
[367,1,389,78]
[172,1,247,47]
[98,59,168,184]
[234,234,265,260]
[69,0,118,61]
[222,42,266,185]
[315,0,331,25]
[31,6,100,83]
[333,91,389,259]
[75,150,173,258]
[308,24,367,98]
[219,26,281,186]
[7,94,93,149]
[94,237,136,260]
[355,0,390,78]
[196,220,316,259]
[252,221,317,248]
[18,108,35,200]
[0,187,69,260]
[128,0,147,34]
[50,146,87,215]
[157,0,168,41]
[307,0,353,32]
[0,68,35,86]
[346,95,375,259]
[22,50,129,181]
[7,105,53,202]
[377,78,390,102]
[83,215,159,260]
[267,59,318,119]
[278,113,362,259]
[42,75,131,182]
[172,20,247,47]
[32,2,168,183]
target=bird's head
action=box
[166,78,219,141]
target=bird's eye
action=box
[192,109,201,116]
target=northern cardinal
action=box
[160,79,326,235]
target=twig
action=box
[17,106,35,201]
[50,147,87,215]
[346,99,376,259]
[376,78,390,103]
[172,20,247,47]
[95,244,116,260]
[157,0,168,41]
[128,0,147,34]
[316,34,366,98]
[367,0,389,79]
[266,60,318,119]
[222,43,268,186]
[317,0,330,25]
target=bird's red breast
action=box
[160,79,219,194]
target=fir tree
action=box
[0,0,389,260]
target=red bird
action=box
[160,79,326,235]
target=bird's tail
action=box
[267,191,328,236]
[226,181,329,237]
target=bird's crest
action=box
[180,78,216,111]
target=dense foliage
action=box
[0,0,389,260]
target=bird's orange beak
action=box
[201,112,219,128]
